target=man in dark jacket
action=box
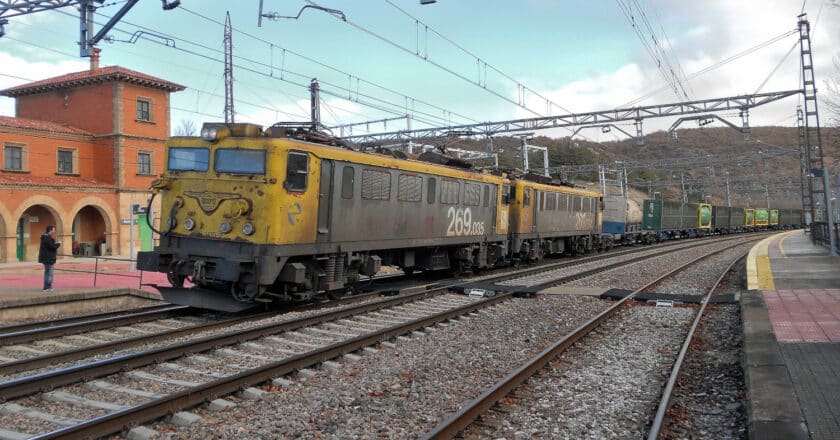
[38,225,61,291]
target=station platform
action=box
[0,258,164,322]
[743,230,840,440]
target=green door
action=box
[138,214,152,251]
[16,218,25,261]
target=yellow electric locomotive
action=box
[508,177,605,259]
[139,123,513,311]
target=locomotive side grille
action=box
[397,174,422,202]
[361,169,391,200]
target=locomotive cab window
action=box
[501,185,512,205]
[523,188,531,207]
[215,148,266,175]
[168,147,209,172]
[285,151,309,192]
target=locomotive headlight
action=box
[242,222,255,235]
[166,217,177,229]
[200,127,218,142]
[184,218,195,231]
[220,221,232,234]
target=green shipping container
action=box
[745,209,755,227]
[699,204,712,229]
[642,199,662,231]
[769,209,779,226]
[755,209,769,226]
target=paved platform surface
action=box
[744,230,840,440]
[0,257,166,316]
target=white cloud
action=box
[0,52,87,117]
[514,0,840,140]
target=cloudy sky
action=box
[0,0,838,141]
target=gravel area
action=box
[659,255,748,439]
[648,242,755,297]
[498,241,715,287]
[150,295,610,439]
[565,237,757,291]
[463,304,695,439]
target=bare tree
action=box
[174,119,197,136]
[825,55,840,127]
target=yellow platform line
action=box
[777,229,797,258]
[747,234,781,290]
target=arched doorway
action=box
[71,205,109,257]
[18,205,59,262]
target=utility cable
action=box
[382,0,573,115]
[176,6,481,127]
[303,0,546,118]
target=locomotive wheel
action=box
[167,272,187,288]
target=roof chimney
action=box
[90,48,101,71]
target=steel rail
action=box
[0,288,409,375]
[646,253,747,439]
[0,259,556,376]
[0,304,177,335]
[0,289,451,400]
[34,294,515,439]
[0,305,190,346]
[0,235,757,438]
[421,237,758,439]
[0,234,750,377]
[0,310,275,376]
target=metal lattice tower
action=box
[223,11,234,124]
[798,14,825,224]
[796,106,810,222]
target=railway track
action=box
[0,234,757,381]
[424,236,757,439]
[0,235,754,439]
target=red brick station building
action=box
[0,60,184,263]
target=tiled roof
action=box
[0,116,92,136]
[0,66,186,97]
[0,173,114,190]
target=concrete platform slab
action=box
[744,230,840,440]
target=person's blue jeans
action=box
[43,263,54,290]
